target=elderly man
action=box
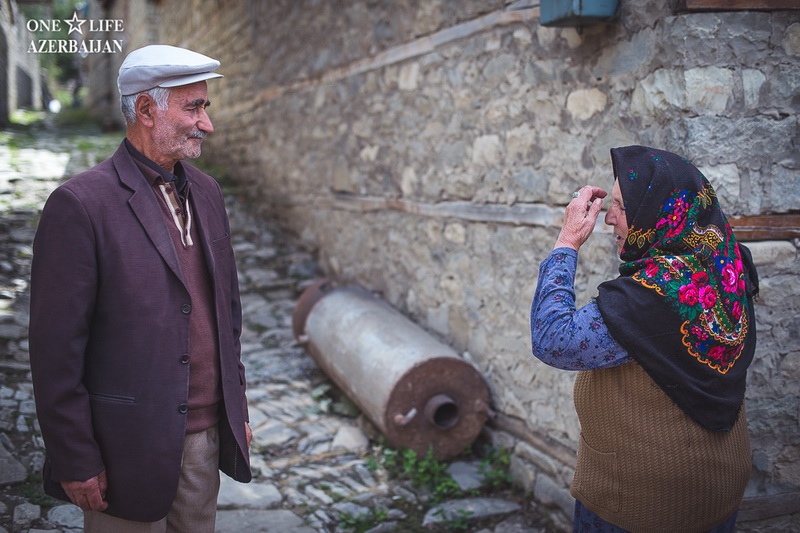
[29,45,252,532]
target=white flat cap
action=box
[117,45,223,96]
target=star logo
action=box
[64,12,86,35]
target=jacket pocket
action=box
[88,392,136,404]
[210,232,231,252]
[571,433,621,513]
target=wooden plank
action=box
[275,193,565,228]
[265,194,800,241]
[729,214,800,241]
[488,413,578,469]
[680,0,800,10]
[733,228,799,240]
[739,491,800,522]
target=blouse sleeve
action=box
[530,247,633,370]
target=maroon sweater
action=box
[130,152,222,434]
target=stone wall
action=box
[0,1,10,125]
[119,0,799,529]
[83,0,162,129]
[0,0,42,123]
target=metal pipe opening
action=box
[425,394,459,430]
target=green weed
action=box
[14,474,58,508]
[366,442,517,530]
[380,446,461,502]
[478,445,513,489]
[434,507,474,530]
[338,508,388,533]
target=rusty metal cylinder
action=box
[292,280,489,460]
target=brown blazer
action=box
[28,141,251,522]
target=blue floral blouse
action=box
[530,248,633,370]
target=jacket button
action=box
[180,354,190,364]
[178,404,189,414]
[181,304,192,314]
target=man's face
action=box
[151,81,214,168]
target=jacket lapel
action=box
[186,178,217,281]
[111,143,185,284]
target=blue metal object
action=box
[540,0,620,27]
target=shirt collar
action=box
[124,138,187,194]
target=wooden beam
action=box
[265,193,800,241]
[739,491,800,522]
[266,193,565,228]
[679,0,800,10]
[488,413,578,469]
[729,214,800,241]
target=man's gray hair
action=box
[120,87,171,124]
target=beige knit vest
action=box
[571,362,750,533]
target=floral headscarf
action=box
[597,146,758,431]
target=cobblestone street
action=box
[0,119,552,533]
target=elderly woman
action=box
[530,146,759,533]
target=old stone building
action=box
[83,0,799,530]
[0,0,42,125]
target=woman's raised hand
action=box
[554,186,607,251]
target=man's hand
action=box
[61,470,109,511]
[245,423,253,448]
[555,186,607,251]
